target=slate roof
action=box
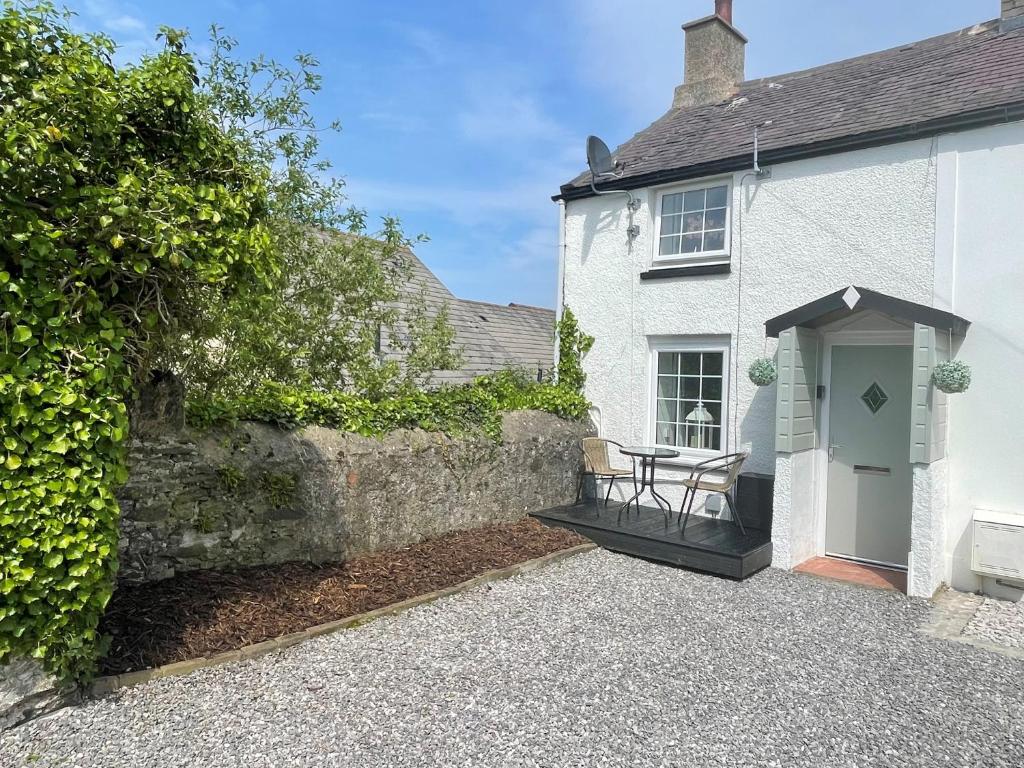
[558,18,1024,199]
[389,246,555,386]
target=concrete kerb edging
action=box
[87,543,597,698]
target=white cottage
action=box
[554,0,1024,597]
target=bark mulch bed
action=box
[99,518,586,675]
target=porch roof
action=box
[764,286,971,339]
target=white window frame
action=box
[652,178,732,266]
[647,337,731,463]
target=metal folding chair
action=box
[677,452,749,536]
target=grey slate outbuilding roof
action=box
[391,246,555,385]
[558,18,1024,199]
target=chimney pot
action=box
[715,0,733,24]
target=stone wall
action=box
[117,410,589,582]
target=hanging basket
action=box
[932,359,971,394]
[748,357,777,387]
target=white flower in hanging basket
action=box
[748,357,777,387]
[932,359,971,394]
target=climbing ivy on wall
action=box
[0,4,274,680]
[555,307,595,395]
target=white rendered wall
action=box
[771,451,818,569]
[562,139,938,522]
[910,460,947,597]
[935,122,1024,594]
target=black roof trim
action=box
[764,286,971,338]
[554,101,1024,202]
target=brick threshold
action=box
[794,555,907,593]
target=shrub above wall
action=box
[185,373,590,439]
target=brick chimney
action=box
[1002,0,1024,30]
[673,0,747,109]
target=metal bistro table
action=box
[617,446,680,521]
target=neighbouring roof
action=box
[558,18,1024,200]
[390,246,555,385]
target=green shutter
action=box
[911,323,949,463]
[775,326,819,453]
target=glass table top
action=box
[618,445,681,459]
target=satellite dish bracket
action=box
[586,134,642,235]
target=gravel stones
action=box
[3,551,1024,767]
[963,596,1024,649]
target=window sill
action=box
[640,263,731,281]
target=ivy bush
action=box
[555,307,594,394]
[186,372,590,441]
[0,5,274,680]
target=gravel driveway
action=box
[3,550,1023,767]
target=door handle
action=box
[828,443,843,462]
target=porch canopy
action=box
[764,286,970,338]
[765,286,970,463]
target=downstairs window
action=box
[652,344,729,457]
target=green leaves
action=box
[555,307,594,395]
[187,374,589,442]
[0,3,275,682]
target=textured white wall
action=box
[563,139,938,521]
[771,451,819,569]
[935,122,1024,593]
[910,460,947,597]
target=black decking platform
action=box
[531,502,772,579]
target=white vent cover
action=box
[972,508,1024,581]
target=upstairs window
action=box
[655,182,730,263]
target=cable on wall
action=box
[733,172,758,453]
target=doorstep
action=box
[794,555,907,593]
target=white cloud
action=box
[344,174,564,226]
[389,23,450,67]
[358,111,426,134]
[104,13,145,34]
[457,89,568,146]
[564,0,686,124]
[77,0,154,62]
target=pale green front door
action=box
[825,345,913,567]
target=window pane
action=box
[658,353,679,374]
[682,376,700,399]
[681,234,702,253]
[681,353,701,375]
[656,422,677,446]
[659,235,681,255]
[703,230,725,252]
[657,375,678,399]
[660,213,681,236]
[704,401,722,425]
[702,352,723,375]
[679,399,701,422]
[680,423,694,449]
[706,185,728,208]
[656,398,677,423]
[683,212,704,233]
[705,208,726,230]
[683,189,705,212]
[661,193,684,215]
[706,425,721,451]
[702,376,722,401]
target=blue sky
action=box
[64,1,993,308]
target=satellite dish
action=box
[586,135,617,177]
[583,133,640,224]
